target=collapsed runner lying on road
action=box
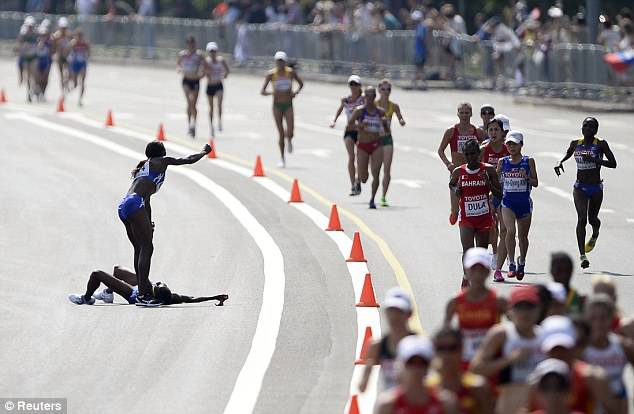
[68,265,228,306]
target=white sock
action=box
[508,257,515,266]
[491,254,497,268]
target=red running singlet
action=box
[393,387,445,414]
[458,163,494,231]
[456,289,500,366]
[450,124,479,154]
[481,142,509,167]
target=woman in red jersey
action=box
[376,335,459,414]
[480,118,509,282]
[444,247,507,368]
[449,140,502,287]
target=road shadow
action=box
[582,270,633,277]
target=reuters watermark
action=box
[1,399,66,414]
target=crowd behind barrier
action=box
[2,11,633,104]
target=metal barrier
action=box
[1,11,632,100]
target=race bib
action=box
[463,329,487,360]
[575,151,598,171]
[464,196,490,217]
[275,78,292,91]
[504,175,527,192]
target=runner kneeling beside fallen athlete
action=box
[68,265,228,306]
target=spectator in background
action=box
[76,0,98,16]
[285,0,304,25]
[246,1,267,23]
[412,10,427,90]
[441,3,465,35]
[619,23,633,51]
[598,16,621,52]
[380,5,401,30]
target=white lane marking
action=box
[60,113,382,414]
[166,112,187,120]
[112,112,135,120]
[391,179,428,189]
[543,185,574,201]
[627,218,634,224]
[600,208,615,214]
[296,121,340,136]
[295,148,332,158]
[535,151,563,159]
[11,113,286,414]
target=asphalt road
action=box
[1,58,633,413]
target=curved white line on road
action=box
[10,112,285,414]
[56,112,383,413]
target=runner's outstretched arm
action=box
[162,144,211,166]
[170,293,229,306]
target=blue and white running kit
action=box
[500,155,532,219]
[117,160,166,221]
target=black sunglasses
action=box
[349,82,360,86]
[513,301,538,310]
[481,110,494,115]
[380,87,391,91]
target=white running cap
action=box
[397,335,434,362]
[37,25,48,35]
[347,74,361,85]
[494,114,510,131]
[383,286,412,312]
[505,130,524,144]
[547,282,567,304]
[58,17,69,28]
[540,315,577,353]
[463,247,491,270]
[411,10,423,21]
[206,41,218,52]
[548,6,563,18]
[24,15,35,26]
[274,51,288,61]
[529,358,570,385]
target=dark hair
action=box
[550,252,573,271]
[364,86,376,96]
[154,283,173,304]
[583,117,599,132]
[131,141,166,177]
[535,284,553,323]
[146,141,166,158]
[538,371,570,392]
[186,35,195,44]
[487,118,504,131]
[433,326,463,345]
[464,139,480,153]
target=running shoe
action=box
[68,294,95,305]
[218,122,223,132]
[188,126,195,138]
[517,260,525,281]
[380,197,389,207]
[584,235,599,253]
[349,186,356,196]
[449,212,458,225]
[580,255,590,269]
[93,288,114,304]
[135,294,163,307]
[287,138,293,154]
[277,159,286,168]
[507,263,517,278]
[493,270,504,282]
[355,181,362,195]
[369,200,377,209]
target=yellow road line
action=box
[80,113,424,333]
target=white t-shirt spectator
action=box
[447,14,467,35]
[598,26,621,51]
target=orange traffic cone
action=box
[288,179,303,203]
[56,96,65,113]
[207,139,216,159]
[348,395,360,414]
[105,110,114,127]
[252,155,265,177]
[326,204,343,231]
[355,326,373,364]
[1,89,7,103]
[346,232,367,262]
[156,123,166,141]
[356,273,380,307]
